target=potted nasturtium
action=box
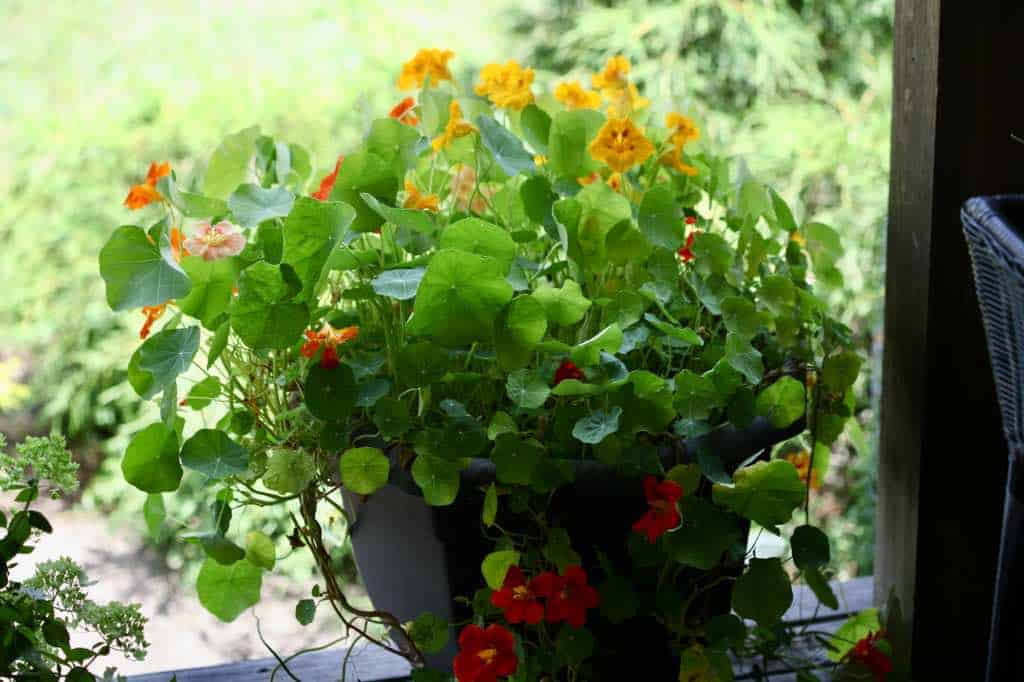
[99,49,887,681]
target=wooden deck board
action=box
[129,577,874,681]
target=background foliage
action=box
[0,0,890,577]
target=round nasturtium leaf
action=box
[754,376,806,427]
[505,369,550,409]
[340,447,390,495]
[663,497,743,570]
[180,429,249,480]
[122,423,182,494]
[230,261,310,350]
[491,434,544,486]
[411,454,460,506]
[481,550,520,590]
[99,225,192,311]
[440,218,517,272]
[791,524,831,571]
[712,460,805,529]
[731,557,793,627]
[245,531,277,571]
[395,342,448,387]
[571,406,622,445]
[531,280,592,326]
[262,450,317,494]
[373,396,412,438]
[196,557,263,623]
[407,612,450,655]
[304,364,358,421]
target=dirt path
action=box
[9,500,358,676]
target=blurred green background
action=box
[0,0,890,588]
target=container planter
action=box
[344,417,804,676]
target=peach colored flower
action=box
[183,221,246,261]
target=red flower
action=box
[490,566,544,625]
[553,359,586,386]
[389,96,420,126]
[300,323,359,368]
[847,631,893,681]
[678,227,699,262]
[453,624,518,682]
[312,155,344,201]
[533,566,600,628]
[632,476,683,543]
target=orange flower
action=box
[475,60,535,110]
[169,227,189,263]
[660,147,699,176]
[554,81,601,110]
[431,101,476,153]
[312,156,344,201]
[784,449,821,490]
[398,48,455,90]
[666,112,700,147]
[300,323,359,369]
[403,179,439,212]
[607,172,623,192]
[124,161,171,210]
[577,172,600,186]
[389,97,419,126]
[588,117,655,172]
[139,304,167,340]
[591,55,632,91]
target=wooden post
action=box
[878,0,1024,676]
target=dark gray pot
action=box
[342,416,804,675]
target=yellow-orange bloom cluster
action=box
[403,179,439,212]
[591,55,631,91]
[475,60,535,111]
[431,101,476,152]
[588,117,655,172]
[591,56,649,118]
[124,161,171,210]
[784,449,822,490]
[660,112,701,177]
[397,49,455,90]
[554,81,601,110]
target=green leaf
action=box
[362,193,436,234]
[721,296,761,340]
[738,180,771,220]
[791,525,830,570]
[439,218,517,272]
[712,460,805,528]
[599,575,638,624]
[365,117,421,180]
[329,151,399,232]
[520,104,551,154]
[408,612,449,655]
[156,175,228,218]
[531,281,592,326]
[572,406,622,444]
[396,342,449,386]
[828,609,881,662]
[769,188,798,234]
[207,320,230,369]
[551,379,603,397]
[725,332,764,384]
[407,249,514,346]
[491,433,544,485]
[129,326,200,399]
[755,377,806,428]
[495,295,548,370]
[340,447,390,495]
[100,226,191,311]
[543,527,581,570]
[411,454,460,506]
[186,376,222,410]
[638,184,682,250]
[295,599,316,626]
[122,423,182,493]
[822,351,863,395]
[548,109,604,178]
[731,557,792,626]
[477,114,536,177]
[245,531,276,571]
[196,557,263,622]
[505,369,550,409]
[143,493,166,539]
[570,324,623,367]
[204,126,260,199]
[263,449,317,493]
[371,267,426,300]
[304,364,358,422]
[692,233,734,276]
[759,275,796,315]
[230,262,309,350]
[179,256,240,329]
[228,183,295,227]
[605,220,652,264]
[665,497,743,569]
[373,397,412,438]
[481,550,520,590]
[673,370,718,422]
[192,532,245,565]
[282,196,355,300]
[482,483,498,527]
[572,182,632,273]
[180,429,249,480]
[804,566,839,611]
[555,626,595,666]
[643,314,702,346]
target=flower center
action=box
[512,585,530,600]
[203,230,228,247]
[477,647,498,663]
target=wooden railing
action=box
[128,576,872,682]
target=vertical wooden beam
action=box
[878,0,1024,676]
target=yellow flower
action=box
[554,81,601,110]
[660,147,699,177]
[533,154,548,166]
[431,100,476,153]
[790,230,807,247]
[475,60,535,110]
[397,48,455,90]
[403,179,439,212]
[591,55,632,91]
[666,112,700,147]
[605,82,650,118]
[607,172,623,192]
[588,117,655,172]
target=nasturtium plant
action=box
[100,48,873,681]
